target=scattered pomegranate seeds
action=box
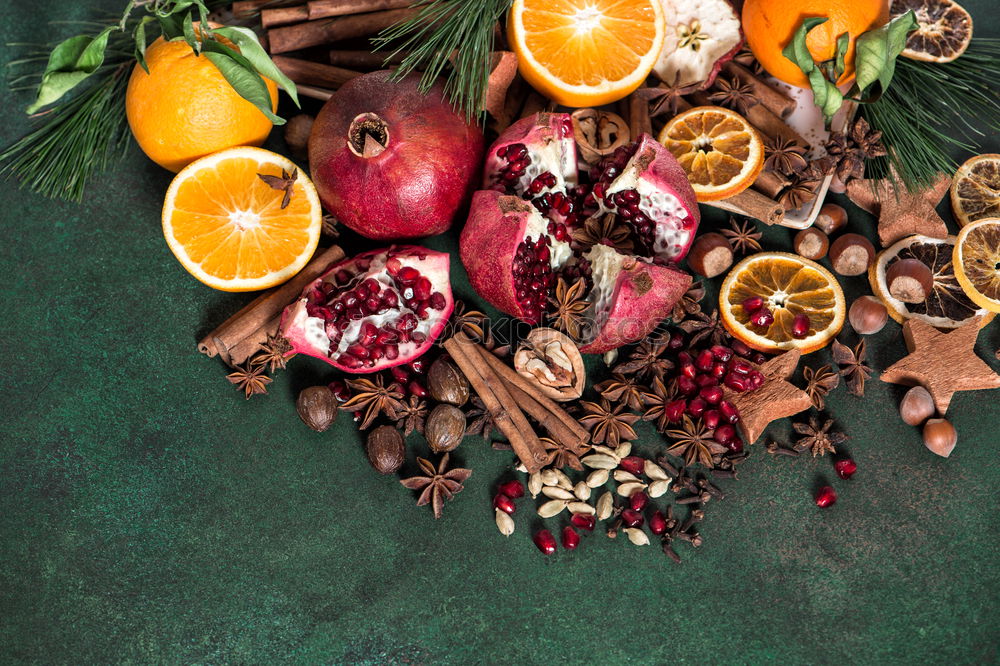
[791,313,811,339]
[493,493,516,515]
[497,480,525,499]
[630,490,649,512]
[649,510,668,535]
[533,529,558,554]
[742,295,764,313]
[621,509,644,528]
[815,486,838,508]
[561,526,580,550]
[571,513,596,531]
[749,306,775,329]
[834,459,858,480]
[619,456,645,476]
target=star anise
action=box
[721,217,763,255]
[450,300,491,342]
[671,280,705,323]
[664,416,728,468]
[571,213,635,253]
[641,375,679,432]
[547,277,591,341]
[340,375,405,429]
[678,309,729,347]
[393,394,428,436]
[823,133,866,184]
[849,117,887,160]
[399,453,472,519]
[831,338,872,397]
[647,81,699,118]
[250,332,295,372]
[256,167,297,209]
[802,364,840,410]
[321,213,340,238]
[708,76,759,115]
[595,373,648,411]
[540,436,585,471]
[733,46,766,75]
[792,415,847,457]
[763,136,808,176]
[779,173,822,210]
[578,398,640,446]
[465,396,498,443]
[613,337,674,379]
[226,363,272,399]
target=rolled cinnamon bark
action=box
[261,5,309,28]
[706,189,785,226]
[721,62,796,119]
[268,7,418,54]
[272,56,361,88]
[308,0,415,20]
[752,170,789,199]
[627,93,653,142]
[296,84,334,101]
[329,49,409,69]
[232,0,272,19]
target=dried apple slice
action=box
[652,0,744,90]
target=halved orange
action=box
[162,147,321,291]
[658,106,765,202]
[507,0,665,107]
[719,252,846,354]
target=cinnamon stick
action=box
[261,5,309,28]
[268,7,418,54]
[501,381,588,454]
[329,49,408,69]
[707,189,785,226]
[482,51,519,119]
[721,62,796,119]
[627,93,653,142]
[296,84,334,101]
[308,0,415,20]
[197,245,345,366]
[232,0,274,19]
[753,170,789,199]
[272,55,361,88]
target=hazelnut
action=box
[686,233,734,278]
[284,114,314,158]
[793,227,830,260]
[886,258,934,303]
[427,357,470,406]
[922,418,957,457]
[829,233,875,276]
[425,404,466,453]
[366,425,405,474]
[814,203,848,235]
[296,386,337,432]
[899,386,936,426]
[848,295,889,335]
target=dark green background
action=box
[2,2,998,663]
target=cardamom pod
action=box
[586,469,609,488]
[624,528,650,546]
[617,481,647,497]
[573,481,591,501]
[541,486,575,501]
[644,460,669,481]
[596,491,614,520]
[537,499,569,518]
[495,508,515,536]
[648,479,671,498]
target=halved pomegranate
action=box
[280,246,454,373]
[483,112,578,198]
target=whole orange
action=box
[741,0,890,89]
[126,36,278,172]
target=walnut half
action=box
[513,328,586,402]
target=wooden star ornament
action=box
[881,317,1000,414]
[724,350,813,444]
[847,172,951,247]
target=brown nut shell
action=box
[886,258,934,304]
[814,203,848,235]
[900,385,936,426]
[296,386,337,432]
[366,425,405,474]
[922,418,957,457]
[686,232,734,278]
[513,328,586,401]
[793,227,830,260]
[848,295,889,335]
[425,404,466,453]
[427,357,470,406]
[829,233,875,276]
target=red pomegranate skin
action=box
[309,70,484,240]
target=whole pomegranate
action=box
[309,71,484,240]
[280,246,454,373]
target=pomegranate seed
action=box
[700,386,723,405]
[493,493,516,515]
[731,339,752,357]
[719,400,740,423]
[752,352,768,365]
[408,381,428,397]
[533,529,558,555]
[723,372,749,392]
[619,456,645,475]
[792,313,811,339]
[834,459,858,480]
[665,399,687,423]
[694,373,717,388]
[676,376,698,396]
[668,332,686,350]
[679,362,697,380]
[429,292,447,310]
[561,526,581,550]
[384,344,399,360]
[750,306,774,328]
[327,380,350,402]
[571,513,596,531]
[714,424,736,445]
[710,345,733,362]
[728,358,753,375]
[409,358,427,373]
[687,398,707,418]
[727,436,744,454]
[711,362,728,379]
[703,409,721,429]
[497,480,524,498]
[742,296,764,313]
[621,509,644,528]
[649,510,668,535]
[815,486,837,508]
[748,371,765,390]
[630,490,649,512]
[695,349,715,371]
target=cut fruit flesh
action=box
[891,0,973,63]
[953,218,1000,313]
[652,0,744,89]
[951,153,1000,227]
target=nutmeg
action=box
[284,114,314,159]
[366,425,405,474]
[793,227,830,260]
[848,295,889,335]
[829,233,875,276]
[425,403,466,453]
[296,386,337,432]
[686,232,734,278]
[886,258,934,304]
[427,357,470,406]
[813,203,848,235]
[922,418,957,457]
[899,385,936,426]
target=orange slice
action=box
[507,0,665,107]
[953,218,1000,313]
[658,106,765,202]
[950,153,1000,227]
[719,252,846,353]
[162,147,321,292]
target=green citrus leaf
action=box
[182,12,201,54]
[808,68,844,124]
[26,26,114,114]
[133,15,154,74]
[213,26,300,108]
[834,31,850,79]
[781,16,829,75]
[854,10,919,97]
[202,42,284,125]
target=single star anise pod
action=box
[540,436,585,471]
[708,76,759,115]
[763,136,808,176]
[648,81,698,117]
[450,300,491,342]
[831,338,872,397]
[340,375,405,429]
[670,280,705,323]
[678,309,729,347]
[641,375,679,432]
[547,277,591,341]
[779,173,822,210]
[571,213,635,253]
[613,337,673,379]
[792,415,847,457]
[664,416,729,468]
[256,167,297,209]
[399,453,472,519]
[321,213,340,238]
[823,132,866,184]
[578,398,640,446]
[393,394,428,436]
[595,373,648,411]
[250,332,295,372]
[226,363,272,399]
[849,117,888,160]
[733,46,766,75]
[721,217,763,255]
[802,364,840,410]
[465,396,498,443]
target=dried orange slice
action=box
[658,106,765,202]
[162,147,321,292]
[951,154,1000,227]
[719,252,845,354]
[507,0,665,107]
[890,0,973,64]
[953,218,1000,313]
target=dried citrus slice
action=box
[658,106,765,202]
[953,218,1000,313]
[869,234,993,328]
[162,146,322,292]
[507,0,665,107]
[719,252,845,354]
[890,0,973,63]
[951,154,1000,227]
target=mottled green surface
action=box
[1,2,999,664]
